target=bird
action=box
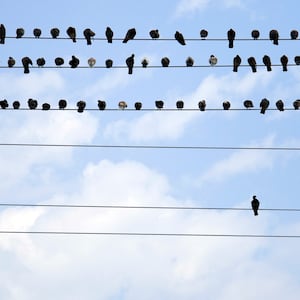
[161,57,170,67]
[247,57,257,73]
[294,56,300,65]
[50,28,60,38]
[36,57,46,67]
[198,100,206,111]
[123,28,136,43]
[0,99,8,109]
[223,101,231,110]
[251,29,260,40]
[174,31,185,45]
[69,55,80,68]
[276,99,284,111]
[98,100,106,110]
[27,98,38,109]
[12,101,20,109]
[243,100,254,109]
[155,100,164,109]
[0,24,6,44]
[88,57,96,67]
[209,55,217,66]
[262,55,272,71]
[58,99,67,109]
[7,56,15,67]
[105,59,113,68]
[126,54,134,74]
[42,103,51,110]
[280,55,288,71]
[22,57,33,74]
[293,99,300,110]
[83,28,95,45]
[141,58,149,68]
[227,28,235,48]
[233,55,241,72]
[16,28,24,38]
[149,29,159,39]
[269,29,279,45]
[290,30,298,40]
[260,98,270,114]
[55,57,64,66]
[200,29,208,39]
[33,28,42,38]
[134,102,142,110]
[251,195,260,216]
[118,101,127,110]
[77,100,86,113]
[186,56,194,67]
[176,100,184,109]
[105,26,113,43]
[66,26,76,42]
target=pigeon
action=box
[294,56,300,65]
[227,28,235,48]
[22,57,33,74]
[276,99,284,111]
[161,57,170,67]
[50,28,60,38]
[155,100,164,109]
[186,56,194,67]
[33,28,42,38]
[7,56,15,67]
[118,101,127,110]
[260,98,270,114]
[293,99,300,110]
[0,99,8,109]
[77,100,86,113]
[243,100,254,109]
[251,29,260,40]
[98,100,106,110]
[69,55,80,68]
[247,57,257,73]
[16,28,24,38]
[27,98,38,109]
[290,30,298,40]
[280,55,288,71]
[123,28,136,43]
[42,103,51,110]
[262,55,272,71]
[269,29,279,45]
[126,54,134,74]
[149,29,159,39]
[198,100,206,111]
[134,102,142,110]
[66,26,76,42]
[58,99,67,109]
[200,29,208,39]
[88,57,96,67]
[83,28,95,45]
[174,31,185,45]
[55,57,64,66]
[12,101,20,109]
[233,55,241,72]
[105,26,113,43]
[36,57,46,67]
[176,100,184,109]
[223,101,231,110]
[251,195,260,216]
[105,59,113,68]
[0,24,6,44]
[209,55,217,66]
[141,58,149,68]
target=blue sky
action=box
[0,0,300,299]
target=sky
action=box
[0,0,300,299]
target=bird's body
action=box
[294,56,300,65]
[123,28,136,43]
[13,101,20,109]
[134,102,142,110]
[66,26,76,42]
[16,28,24,38]
[118,101,127,110]
[276,100,284,111]
[233,55,241,72]
[161,57,170,67]
[55,57,64,66]
[0,24,6,44]
[223,101,231,110]
[262,55,272,71]
[50,28,60,38]
[244,100,254,109]
[33,28,42,38]
[141,58,149,68]
[36,57,46,67]
[280,55,288,72]
[58,99,67,109]
[126,54,135,74]
[176,100,184,109]
[149,29,159,39]
[269,29,279,45]
[155,100,164,109]
[260,98,270,114]
[8,56,15,67]
[291,30,298,40]
[251,196,260,216]
[209,55,217,66]
[200,29,208,39]
[83,28,95,45]
[105,59,113,68]
[88,57,96,67]
[198,100,206,111]
[22,57,33,73]
[227,28,235,48]
[175,31,186,45]
[77,101,86,113]
[98,100,106,110]
[251,29,260,40]
[42,103,51,110]
[105,27,113,43]
[186,56,194,67]
[247,57,257,73]
[69,55,80,68]
[28,98,38,109]
[293,100,300,110]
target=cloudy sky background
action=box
[0,0,300,299]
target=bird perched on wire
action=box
[260,98,270,114]
[149,29,159,39]
[176,100,184,109]
[126,54,135,74]
[200,29,208,39]
[55,57,64,66]
[174,31,186,45]
[233,55,241,72]
[77,101,86,113]
[262,55,272,71]
[269,29,279,45]
[118,101,128,110]
[83,28,95,45]
[16,28,24,38]
[22,57,33,74]
[290,30,298,40]
[58,99,67,109]
[247,57,257,73]
[251,195,260,216]
[227,28,235,48]
[13,101,20,109]
[280,55,288,71]
[293,99,300,110]
[0,24,6,44]
[33,28,42,38]
[0,99,8,109]
[243,100,254,109]
[69,55,80,68]
[123,28,136,43]
[42,103,51,110]
[105,59,113,68]
[105,26,113,43]
[141,58,149,68]
[161,57,170,67]
[7,56,15,67]
[276,99,284,111]
[251,29,260,40]
[88,57,96,67]
[98,100,106,110]
[155,100,164,109]
[294,56,300,65]
[186,56,194,67]
[223,101,231,110]
[66,26,76,42]
[209,55,217,66]
[198,100,206,111]
[36,57,46,67]
[27,98,38,109]
[134,102,142,110]
[50,28,60,38]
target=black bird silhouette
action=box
[69,55,80,68]
[22,57,33,74]
[126,54,135,74]
[0,24,6,44]
[66,26,76,42]
[294,56,300,65]
[222,101,231,110]
[200,29,208,39]
[280,55,288,71]
[251,29,260,40]
[186,56,194,67]
[262,55,272,71]
[247,57,257,73]
[176,100,184,109]
[233,55,241,72]
[12,101,20,109]
[149,29,159,39]
[0,99,8,109]
[55,57,64,66]
[174,31,186,45]
[123,28,136,43]
[98,100,106,110]
[260,98,270,114]
[50,28,60,38]
[105,27,113,43]
[8,56,15,67]
[290,30,298,40]
[269,29,279,45]
[77,101,86,113]
[293,99,300,110]
[244,100,254,109]
[141,58,149,68]
[198,100,206,111]
[16,28,24,38]
[33,28,41,38]
[227,28,235,48]
[36,57,46,67]
[155,100,164,109]
[28,98,38,109]
[83,28,95,45]
[161,57,170,67]
[276,99,284,111]
[105,59,113,68]
[58,99,67,109]
[42,103,51,110]
[251,195,260,216]
[134,102,142,110]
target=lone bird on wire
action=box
[105,26,113,43]
[251,195,260,216]
[126,54,135,74]
[175,31,186,45]
[227,28,235,48]
[123,28,136,43]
